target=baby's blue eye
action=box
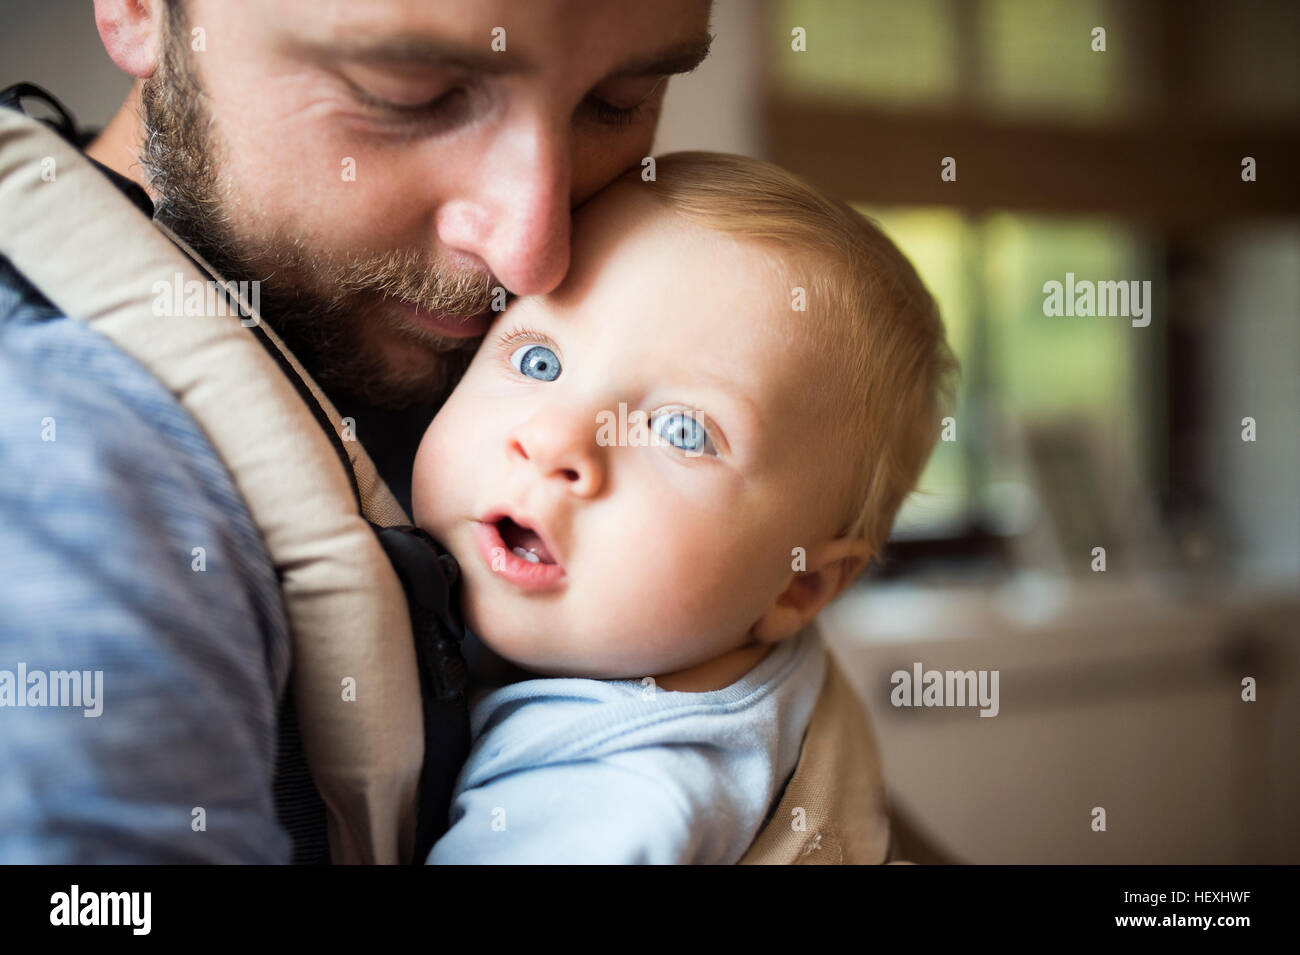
[510,343,561,381]
[651,409,716,456]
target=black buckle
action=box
[371,524,469,701]
[0,83,80,146]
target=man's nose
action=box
[506,407,604,498]
[435,120,572,297]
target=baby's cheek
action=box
[409,435,437,529]
[411,417,461,533]
[639,515,763,627]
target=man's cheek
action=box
[226,135,413,246]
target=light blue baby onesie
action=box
[428,625,827,864]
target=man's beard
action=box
[137,16,487,409]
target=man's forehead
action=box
[268,0,713,80]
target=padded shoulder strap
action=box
[152,219,410,530]
[740,636,893,865]
[0,108,423,864]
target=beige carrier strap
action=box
[740,648,893,864]
[152,220,411,533]
[0,108,423,864]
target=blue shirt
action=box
[428,627,825,864]
[0,250,292,862]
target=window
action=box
[764,0,1299,577]
[865,206,1154,551]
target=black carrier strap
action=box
[272,685,333,864]
[370,525,471,863]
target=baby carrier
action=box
[0,97,899,865]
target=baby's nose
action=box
[506,412,604,498]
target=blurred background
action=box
[657,0,1300,864]
[5,0,1297,863]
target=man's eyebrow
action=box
[290,36,537,75]
[607,34,715,78]
[289,32,712,80]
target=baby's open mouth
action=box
[496,516,557,565]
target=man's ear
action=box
[751,536,872,645]
[94,0,168,78]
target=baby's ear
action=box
[751,536,871,644]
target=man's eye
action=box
[510,344,561,381]
[357,85,469,123]
[651,409,716,457]
[582,96,649,128]
[580,76,666,129]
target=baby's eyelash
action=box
[494,327,559,369]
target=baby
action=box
[413,152,955,864]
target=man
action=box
[0,0,711,862]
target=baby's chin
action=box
[461,593,640,681]
[461,589,561,673]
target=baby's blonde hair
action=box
[635,152,958,561]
